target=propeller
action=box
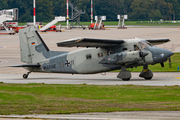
[169,57,172,69]
[160,62,164,67]
[162,41,174,69]
[168,42,173,69]
[160,58,172,68]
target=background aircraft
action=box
[11,26,174,81]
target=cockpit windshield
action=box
[138,41,153,49]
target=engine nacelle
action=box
[99,51,142,65]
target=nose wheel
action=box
[23,72,31,79]
[139,65,153,80]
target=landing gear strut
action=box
[23,72,31,79]
[117,66,131,81]
[139,65,153,80]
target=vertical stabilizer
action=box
[19,26,50,64]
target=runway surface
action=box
[1,111,180,120]
[0,72,180,86]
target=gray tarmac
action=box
[0,72,180,86]
[0,27,180,120]
[1,111,180,120]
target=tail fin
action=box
[19,26,50,64]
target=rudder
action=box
[19,26,50,64]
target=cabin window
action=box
[109,51,114,55]
[86,54,92,60]
[122,48,127,51]
[98,53,103,57]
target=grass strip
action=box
[0,83,180,115]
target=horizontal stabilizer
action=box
[57,38,124,48]
[10,64,41,67]
[146,39,170,45]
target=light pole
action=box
[33,0,36,26]
[66,0,69,28]
[91,0,93,23]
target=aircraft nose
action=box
[156,48,174,63]
[163,49,174,58]
[147,47,174,64]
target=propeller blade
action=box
[169,57,172,69]
[160,63,164,67]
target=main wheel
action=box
[23,74,28,79]
[122,78,130,81]
[145,77,152,80]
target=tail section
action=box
[19,26,50,64]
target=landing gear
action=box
[23,72,31,79]
[139,65,153,80]
[117,66,131,81]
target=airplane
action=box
[11,26,174,81]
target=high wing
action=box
[57,38,124,47]
[146,39,170,45]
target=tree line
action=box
[0,0,180,22]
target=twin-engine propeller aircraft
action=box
[11,26,174,81]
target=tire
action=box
[122,78,130,81]
[23,74,28,79]
[145,77,152,80]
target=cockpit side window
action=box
[98,53,103,57]
[86,54,92,60]
[134,45,140,51]
[138,41,149,49]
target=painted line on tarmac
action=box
[175,77,180,79]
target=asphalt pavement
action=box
[0,72,180,86]
[1,111,180,120]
